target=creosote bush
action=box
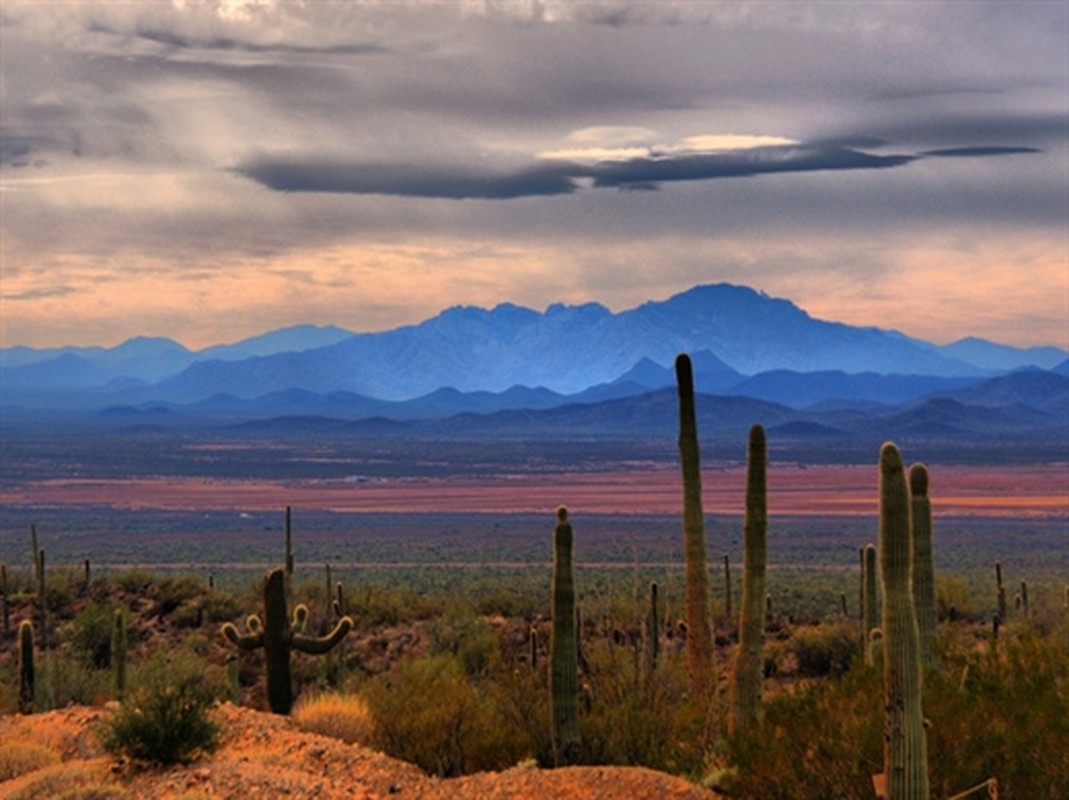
[98,652,221,765]
[363,653,529,777]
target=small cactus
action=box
[222,568,352,714]
[18,620,34,714]
[550,506,581,766]
[675,353,713,699]
[647,581,660,674]
[331,580,349,688]
[111,606,128,700]
[36,548,46,646]
[2,563,9,635]
[878,443,929,799]
[226,653,240,705]
[995,561,1007,621]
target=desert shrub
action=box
[37,647,111,709]
[201,589,240,622]
[2,762,121,800]
[720,662,884,799]
[148,574,204,617]
[98,651,221,765]
[355,586,444,627]
[926,630,1069,799]
[109,568,155,595]
[784,621,858,677]
[936,574,974,621]
[579,637,707,775]
[292,690,374,745]
[67,600,116,669]
[363,653,529,776]
[0,741,60,781]
[428,605,500,677]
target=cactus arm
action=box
[293,616,353,654]
[291,603,309,634]
[221,621,264,651]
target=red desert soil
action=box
[2,464,1066,517]
[0,704,719,799]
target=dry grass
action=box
[291,691,375,746]
[1,761,121,800]
[0,742,60,782]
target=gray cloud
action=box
[238,140,1054,200]
[1,0,1065,348]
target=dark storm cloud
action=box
[922,147,1042,158]
[866,112,1066,148]
[237,159,579,199]
[587,145,915,188]
[237,143,922,199]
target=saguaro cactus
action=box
[284,507,294,576]
[730,424,768,735]
[331,580,349,688]
[18,620,34,714]
[675,353,713,698]
[111,607,128,700]
[879,443,930,800]
[222,568,352,714]
[863,544,879,666]
[550,506,581,766]
[36,548,46,646]
[2,563,9,635]
[647,581,660,674]
[909,465,936,667]
[995,561,1007,621]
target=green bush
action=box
[784,621,858,677]
[428,605,500,677]
[98,652,221,765]
[68,601,116,669]
[363,654,529,776]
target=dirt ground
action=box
[1,464,1064,517]
[0,704,719,799]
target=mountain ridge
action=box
[3,283,1065,408]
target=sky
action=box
[1,1,1066,351]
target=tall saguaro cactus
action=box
[879,443,930,800]
[647,581,660,674]
[551,506,581,766]
[909,464,936,667]
[284,507,294,577]
[222,568,352,714]
[730,424,768,734]
[675,353,713,699]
